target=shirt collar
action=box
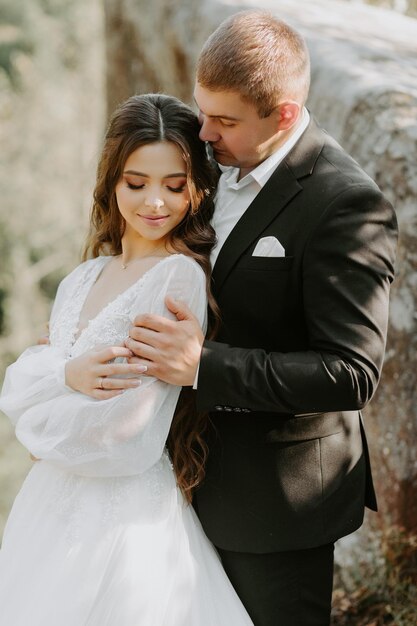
[219,107,310,191]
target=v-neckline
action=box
[72,254,180,345]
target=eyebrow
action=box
[193,97,241,122]
[209,114,240,121]
[124,171,187,178]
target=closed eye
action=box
[167,185,186,193]
[126,182,144,190]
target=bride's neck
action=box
[120,237,170,266]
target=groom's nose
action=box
[198,116,221,143]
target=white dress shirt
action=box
[211,108,310,266]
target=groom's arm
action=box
[199,186,398,414]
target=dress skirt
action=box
[0,455,253,625]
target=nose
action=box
[198,115,221,143]
[144,196,164,210]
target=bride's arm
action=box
[0,262,94,425]
[0,258,207,477]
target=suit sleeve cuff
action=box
[195,339,230,411]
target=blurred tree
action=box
[0,0,105,534]
[0,0,105,364]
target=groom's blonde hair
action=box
[196,10,310,118]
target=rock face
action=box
[104,0,417,535]
[103,0,220,114]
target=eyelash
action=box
[126,183,186,193]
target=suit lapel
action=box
[212,119,325,295]
[212,164,301,293]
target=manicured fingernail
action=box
[132,380,142,386]
[135,365,147,373]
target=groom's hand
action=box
[126,296,204,387]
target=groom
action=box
[68,10,397,625]
[125,11,397,624]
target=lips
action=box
[139,215,169,226]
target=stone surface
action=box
[104,0,417,534]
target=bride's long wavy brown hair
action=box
[83,93,220,501]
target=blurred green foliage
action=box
[0,0,35,84]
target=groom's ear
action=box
[275,101,301,131]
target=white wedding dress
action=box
[0,254,253,626]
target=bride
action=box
[0,93,253,625]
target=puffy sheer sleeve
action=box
[0,261,91,423]
[0,256,207,477]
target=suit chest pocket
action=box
[239,255,294,272]
[217,255,300,347]
[227,255,296,306]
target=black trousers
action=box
[218,543,334,626]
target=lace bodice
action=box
[50,255,201,358]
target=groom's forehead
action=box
[193,84,250,119]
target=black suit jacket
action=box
[194,119,398,553]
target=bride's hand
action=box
[65,346,147,400]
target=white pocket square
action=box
[252,236,285,257]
